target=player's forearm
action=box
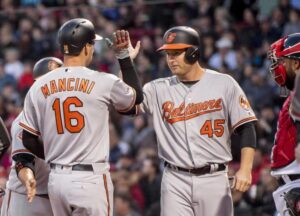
[13,153,35,176]
[17,167,35,186]
[240,147,255,171]
[118,57,143,104]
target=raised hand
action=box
[128,39,141,60]
[113,30,130,59]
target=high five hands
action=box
[113,30,141,60]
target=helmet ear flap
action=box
[185,47,200,64]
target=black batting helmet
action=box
[33,57,63,79]
[157,26,200,64]
[57,18,102,56]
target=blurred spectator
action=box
[4,48,24,81]
[109,122,131,164]
[17,61,34,98]
[113,169,145,213]
[114,192,141,216]
[139,157,161,210]
[208,37,237,70]
[244,167,278,216]
[0,60,16,92]
[251,149,270,185]
[282,8,300,35]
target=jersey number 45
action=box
[200,119,225,138]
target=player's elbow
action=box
[135,92,144,105]
[22,130,45,159]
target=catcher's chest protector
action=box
[271,96,297,169]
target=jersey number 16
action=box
[52,97,85,134]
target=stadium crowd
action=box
[0,0,299,215]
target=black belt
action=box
[50,164,93,171]
[164,161,226,175]
[278,174,300,186]
[36,194,49,199]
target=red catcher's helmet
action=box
[268,33,300,86]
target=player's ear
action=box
[291,59,300,71]
[296,60,300,70]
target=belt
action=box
[164,161,226,175]
[50,163,93,171]
[36,194,49,199]
[278,174,300,186]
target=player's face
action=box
[165,49,193,78]
[283,58,297,90]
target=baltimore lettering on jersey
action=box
[40,78,95,98]
[162,98,223,124]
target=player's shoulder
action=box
[205,69,238,85]
[83,68,120,81]
[11,112,23,131]
[205,69,234,80]
[144,76,178,88]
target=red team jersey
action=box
[271,95,297,169]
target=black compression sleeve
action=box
[118,57,143,104]
[235,121,257,149]
[22,130,45,159]
[12,153,35,176]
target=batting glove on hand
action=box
[113,30,130,59]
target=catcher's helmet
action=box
[33,57,63,79]
[269,33,300,86]
[57,18,102,56]
[157,26,200,64]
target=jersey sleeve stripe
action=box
[117,87,136,113]
[12,149,34,156]
[232,117,257,131]
[19,122,40,136]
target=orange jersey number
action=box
[52,97,85,134]
[200,119,225,138]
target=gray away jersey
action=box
[20,66,135,165]
[7,112,49,195]
[142,69,257,168]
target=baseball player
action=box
[19,18,143,216]
[269,33,300,216]
[124,26,257,216]
[0,57,63,216]
[0,117,11,161]
[291,74,300,165]
[0,114,12,198]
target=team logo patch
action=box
[166,33,176,43]
[239,95,250,110]
[17,131,22,140]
